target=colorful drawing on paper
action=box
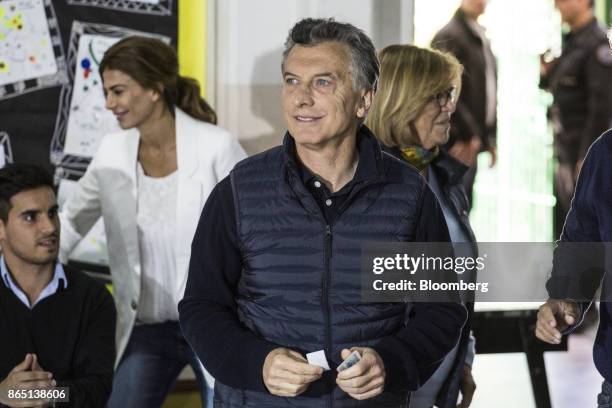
[62,34,122,157]
[58,179,109,266]
[65,0,172,16]
[0,0,58,87]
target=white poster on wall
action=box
[0,0,66,100]
[62,34,122,157]
[0,0,58,85]
[57,179,109,266]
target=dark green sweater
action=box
[0,267,116,407]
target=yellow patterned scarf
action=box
[399,145,440,171]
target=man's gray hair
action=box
[282,18,379,93]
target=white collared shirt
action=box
[1,256,67,309]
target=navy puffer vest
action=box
[214,130,428,408]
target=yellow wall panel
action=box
[178,0,207,97]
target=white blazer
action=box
[59,109,246,382]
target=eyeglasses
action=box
[433,87,457,108]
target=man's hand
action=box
[336,347,385,401]
[535,299,581,344]
[29,354,53,408]
[449,137,481,167]
[0,354,55,407]
[457,363,476,408]
[263,348,323,397]
[30,354,44,374]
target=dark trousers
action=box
[107,321,213,408]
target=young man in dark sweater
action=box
[0,164,116,408]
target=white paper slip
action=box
[306,350,331,371]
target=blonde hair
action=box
[366,44,463,147]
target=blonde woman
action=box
[366,44,477,408]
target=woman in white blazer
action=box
[59,36,246,408]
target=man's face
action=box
[462,0,488,18]
[282,42,372,149]
[0,187,60,267]
[554,0,588,24]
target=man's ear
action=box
[356,89,374,120]
[0,219,6,242]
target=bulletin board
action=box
[0,0,179,267]
[0,0,177,172]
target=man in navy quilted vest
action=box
[179,18,467,408]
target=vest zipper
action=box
[323,224,333,408]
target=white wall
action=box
[209,0,414,154]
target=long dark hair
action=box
[99,36,217,124]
